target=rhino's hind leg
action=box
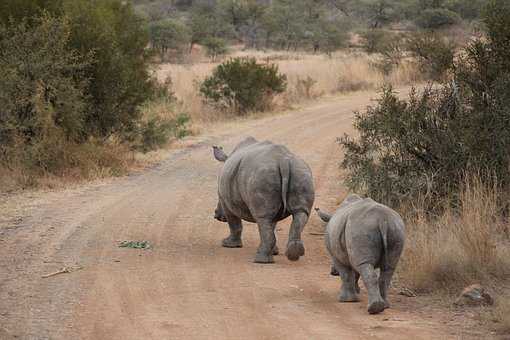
[358,264,385,314]
[272,244,279,255]
[355,271,361,294]
[335,262,360,303]
[222,214,243,248]
[379,268,395,309]
[285,211,307,261]
[254,220,276,264]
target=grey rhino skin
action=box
[316,194,405,314]
[213,137,315,264]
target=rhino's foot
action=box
[272,245,279,256]
[367,299,386,314]
[254,252,274,264]
[222,236,243,248]
[338,292,360,303]
[285,240,305,261]
[383,299,390,309]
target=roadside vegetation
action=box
[339,0,510,333]
[1,0,509,334]
[1,0,486,191]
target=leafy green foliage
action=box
[136,114,190,153]
[261,0,350,53]
[0,15,90,151]
[119,240,151,249]
[0,0,62,25]
[360,29,393,54]
[189,2,234,47]
[406,32,456,81]
[416,8,460,29]
[339,0,510,208]
[200,58,287,114]
[359,0,396,28]
[63,0,154,139]
[0,0,172,184]
[149,19,190,60]
[203,37,229,61]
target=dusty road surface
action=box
[1,90,469,339]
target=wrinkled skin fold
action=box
[213,137,315,263]
[316,194,405,314]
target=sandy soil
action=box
[0,90,484,339]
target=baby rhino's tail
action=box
[379,213,405,270]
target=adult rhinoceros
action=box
[316,194,405,314]
[212,137,315,264]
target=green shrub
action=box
[136,113,191,152]
[406,32,456,81]
[374,36,405,75]
[203,36,228,62]
[0,14,90,150]
[0,1,167,188]
[200,57,287,114]
[137,117,175,152]
[149,18,190,61]
[359,29,392,54]
[1,0,157,139]
[63,0,155,139]
[415,8,460,29]
[446,0,485,20]
[0,0,62,26]
[339,0,510,209]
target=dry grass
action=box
[485,297,510,334]
[0,141,138,192]
[157,49,421,125]
[398,175,510,294]
[397,174,510,332]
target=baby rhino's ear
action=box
[315,207,332,223]
[213,146,228,162]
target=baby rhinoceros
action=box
[316,194,405,314]
[213,137,315,264]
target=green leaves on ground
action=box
[119,241,151,249]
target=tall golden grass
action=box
[0,141,135,192]
[157,49,421,124]
[398,174,510,293]
[397,173,510,332]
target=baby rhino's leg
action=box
[334,260,359,303]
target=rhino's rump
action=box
[327,199,402,269]
[218,143,291,222]
[219,142,313,222]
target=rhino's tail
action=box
[379,216,405,270]
[279,158,291,214]
[379,219,389,256]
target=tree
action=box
[62,0,155,138]
[149,19,190,60]
[203,36,228,61]
[189,3,233,49]
[360,0,395,28]
[0,15,90,148]
[0,0,62,26]
[415,8,460,29]
[200,58,287,113]
[339,0,510,208]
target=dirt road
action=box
[1,91,462,339]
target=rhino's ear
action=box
[315,207,332,223]
[213,146,228,162]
